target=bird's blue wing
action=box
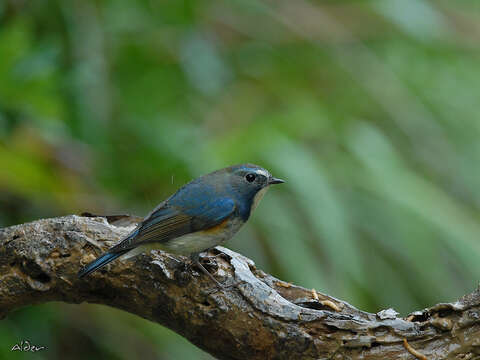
[110,193,236,252]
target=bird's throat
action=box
[251,187,269,213]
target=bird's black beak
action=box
[268,177,285,185]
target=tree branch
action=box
[1,215,479,359]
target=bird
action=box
[77,164,284,286]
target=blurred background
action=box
[1,0,480,358]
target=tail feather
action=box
[78,250,129,278]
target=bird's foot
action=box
[190,253,224,289]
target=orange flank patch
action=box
[201,217,230,234]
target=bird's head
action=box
[225,164,284,214]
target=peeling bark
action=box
[1,215,479,359]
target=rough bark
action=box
[1,215,479,360]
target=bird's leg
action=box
[190,253,224,288]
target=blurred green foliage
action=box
[2,0,480,358]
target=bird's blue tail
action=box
[77,250,128,278]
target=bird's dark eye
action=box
[245,173,256,182]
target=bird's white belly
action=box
[162,231,228,255]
